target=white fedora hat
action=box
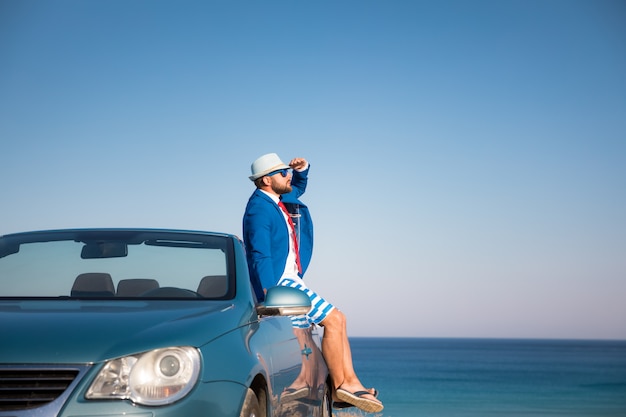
[249,153,290,181]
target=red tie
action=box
[278,201,302,274]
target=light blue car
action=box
[0,229,331,417]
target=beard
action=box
[271,180,293,195]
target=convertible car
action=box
[0,228,331,417]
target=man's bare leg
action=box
[320,309,380,405]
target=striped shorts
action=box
[278,277,335,329]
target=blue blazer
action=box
[243,167,313,301]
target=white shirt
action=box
[259,190,300,279]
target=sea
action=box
[340,338,626,417]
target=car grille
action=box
[0,368,80,411]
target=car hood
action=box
[0,299,256,363]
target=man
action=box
[242,153,383,413]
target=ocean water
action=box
[341,338,626,417]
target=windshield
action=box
[0,230,235,300]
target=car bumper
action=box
[1,380,248,417]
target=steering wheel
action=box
[140,287,202,298]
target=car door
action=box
[259,315,327,417]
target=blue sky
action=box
[2,0,625,339]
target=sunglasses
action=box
[267,169,291,177]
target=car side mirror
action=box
[256,286,311,316]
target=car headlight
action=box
[86,346,201,406]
